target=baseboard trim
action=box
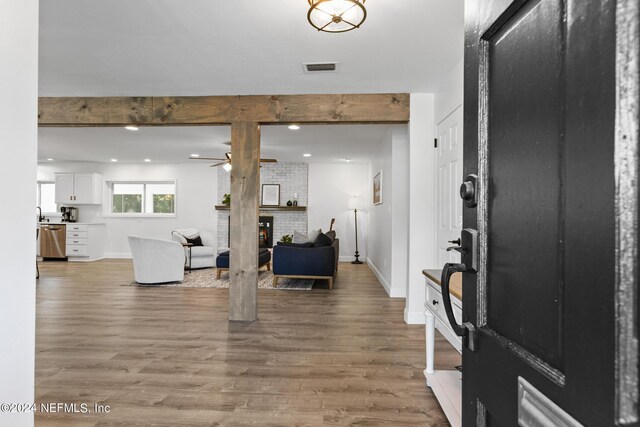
[367,258,405,298]
[404,308,426,325]
[105,252,132,259]
[367,258,391,294]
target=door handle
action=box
[441,263,477,351]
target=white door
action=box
[436,106,463,266]
[73,174,94,204]
[54,173,74,204]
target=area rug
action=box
[128,268,314,290]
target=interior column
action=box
[229,122,261,321]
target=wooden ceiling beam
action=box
[38,93,409,126]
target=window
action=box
[37,182,57,213]
[109,181,176,216]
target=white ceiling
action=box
[38,124,401,164]
[39,0,464,96]
[38,2,461,166]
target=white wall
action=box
[367,131,393,285]
[390,127,410,298]
[406,93,438,324]
[367,126,409,298]
[0,1,38,426]
[435,59,464,124]
[38,162,218,257]
[308,163,369,261]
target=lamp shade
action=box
[348,195,363,211]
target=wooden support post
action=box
[228,122,260,321]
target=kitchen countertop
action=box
[423,269,463,300]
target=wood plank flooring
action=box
[35,260,460,426]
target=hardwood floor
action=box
[35,260,460,426]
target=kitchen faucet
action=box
[37,207,45,222]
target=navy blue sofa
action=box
[272,238,339,289]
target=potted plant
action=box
[280,234,293,243]
[222,193,231,206]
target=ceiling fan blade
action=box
[209,161,230,168]
[190,157,227,161]
[259,158,278,163]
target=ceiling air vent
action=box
[303,62,339,73]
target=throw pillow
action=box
[186,236,203,246]
[308,228,322,242]
[314,232,333,247]
[278,241,314,248]
[292,231,310,244]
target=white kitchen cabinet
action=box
[55,173,102,204]
[54,173,75,203]
[65,223,106,261]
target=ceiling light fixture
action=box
[110,159,118,162]
[125,126,139,131]
[190,154,200,158]
[144,159,151,162]
[303,153,312,157]
[307,0,367,33]
[343,158,351,163]
[47,158,54,161]
[288,124,301,130]
[222,163,232,172]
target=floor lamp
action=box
[348,196,364,264]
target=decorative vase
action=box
[286,200,293,207]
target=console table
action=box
[423,269,462,427]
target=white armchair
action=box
[171,229,215,269]
[128,236,185,284]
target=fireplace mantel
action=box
[215,205,307,212]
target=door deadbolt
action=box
[460,174,478,208]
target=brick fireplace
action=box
[217,162,308,252]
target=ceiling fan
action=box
[189,152,277,170]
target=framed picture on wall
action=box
[261,184,280,206]
[373,171,383,205]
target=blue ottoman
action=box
[216,248,271,279]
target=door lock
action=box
[447,229,478,272]
[460,174,478,208]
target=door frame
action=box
[613,0,639,422]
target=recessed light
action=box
[343,158,352,163]
[288,125,300,130]
[125,126,139,131]
[47,158,54,161]
[190,153,200,158]
[303,153,312,157]
[110,159,118,162]
[144,159,151,163]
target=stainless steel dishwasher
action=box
[40,224,67,259]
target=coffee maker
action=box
[60,206,78,222]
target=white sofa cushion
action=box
[190,246,215,257]
[173,228,199,239]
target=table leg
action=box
[424,309,435,383]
